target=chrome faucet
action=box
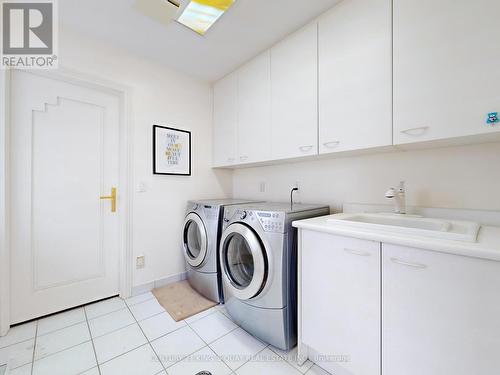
[385,181,406,214]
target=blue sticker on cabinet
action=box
[487,112,499,125]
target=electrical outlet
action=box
[136,255,145,269]
[259,181,266,193]
[137,181,147,193]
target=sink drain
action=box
[196,372,212,375]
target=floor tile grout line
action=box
[8,296,305,375]
[75,366,99,375]
[184,314,260,373]
[264,347,304,375]
[89,321,137,341]
[29,320,38,375]
[186,308,275,372]
[154,327,209,372]
[267,345,313,373]
[143,322,187,343]
[4,296,168,374]
[132,309,168,324]
[184,315,239,346]
[26,339,95,366]
[97,342,154,368]
[92,311,189,368]
[85,305,128,321]
[230,344,271,373]
[124,294,156,307]
[83,308,102,375]
[87,299,165,339]
[0,335,37,352]
[185,311,239,344]
[183,317,235,372]
[36,302,128,339]
[36,318,88,339]
[182,306,219,325]
[124,300,167,373]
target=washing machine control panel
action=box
[256,211,284,232]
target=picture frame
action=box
[152,125,191,176]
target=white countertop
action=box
[293,213,500,262]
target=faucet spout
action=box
[385,181,406,214]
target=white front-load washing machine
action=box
[182,199,260,303]
[219,202,330,350]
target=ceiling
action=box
[60,0,340,82]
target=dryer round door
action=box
[183,213,208,268]
[220,223,268,301]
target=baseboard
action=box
[131,271,187,297]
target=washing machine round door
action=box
[183,213,208,268]
[220,223,267,300]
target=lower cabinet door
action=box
[382,243,500,375]
[301,231,381,375]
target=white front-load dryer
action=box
[182,199,260,303]
[219,202,330,350]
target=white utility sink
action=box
[327,213,480,243]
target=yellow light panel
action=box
[177,0,236,35]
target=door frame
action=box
[0,68,134,335]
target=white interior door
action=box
[10,70,121,324]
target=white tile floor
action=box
[0,293,331,374]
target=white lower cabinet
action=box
[382,243,500,375]
[301,230,381,375]
[300,231,500,375]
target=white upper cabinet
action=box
[394,0,500,145]
[213,72,238,167]
[319,0,392,154]
[237,51,272,164]
[271,23,318,160]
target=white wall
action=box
[0,71,11,334]
[57,27,500,290]
[233,142,500,212]
[59,28,232,287]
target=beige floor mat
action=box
[152,280,218,322]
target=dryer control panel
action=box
[223,208,286,233]
[255,211,284,233]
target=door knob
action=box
[100,187,117,213]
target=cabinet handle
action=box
[323,141,340,148]
[227,157,235,162]
[299,145,313,152]
[391,258,428,269]
[344,248,371,257]
[239,156,248,161]
[400,126,429,136]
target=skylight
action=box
[177,0,236,35]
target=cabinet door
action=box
[271,23,318,160]
[301,231,381,375]
[319,0,392,154]
[394,0,500,145]
[237,51,271,164]
[213,72,238,167]
[382,244,500,375]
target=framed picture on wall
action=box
[153,125,191,176]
